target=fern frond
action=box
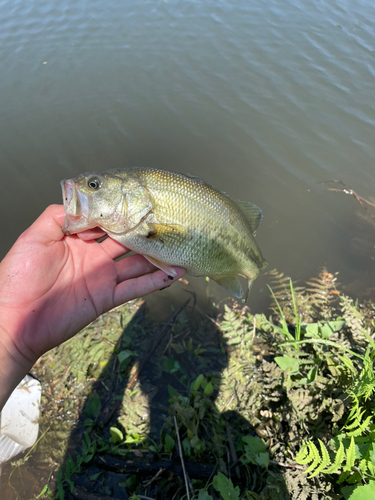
[267,270,309,324]
[305,268,340,319]
[344,409,366,431]
[337,470,351,484]
[308,440,332,478]
[359,458,369,475]
[343,436,356,472]
[367,461,375,477]
[325,441,345,474]
[295,442,310,464]
[345,415,373,437]
[304,442,321,475]
[340,295,365,341]
[221,305,244,345]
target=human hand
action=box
[0,205,185,407]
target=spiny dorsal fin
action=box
[235,200,263,234]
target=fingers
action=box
[113,267,186,306]
[115,254,158,281]
[77,228,107,240]
[99,237,130,260]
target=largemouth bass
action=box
[61,167,267,300]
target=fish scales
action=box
[61,167,267,300]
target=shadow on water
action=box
[54,291,289,500]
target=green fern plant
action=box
[221,304,253,347]
[296,349,375,489]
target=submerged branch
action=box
[323,179,375,223]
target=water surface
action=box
[1,0,375,304]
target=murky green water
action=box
[1,0,375,304]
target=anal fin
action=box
[212,276,244,300]
[143,255,177,277]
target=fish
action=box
[61,167,267,300]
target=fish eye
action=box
[87,176,101,190]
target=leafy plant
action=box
[295,346,375,494]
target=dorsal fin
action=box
[235,200,263,234]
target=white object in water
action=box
[0,374,41,464]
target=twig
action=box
[127,299,190,390]
[195,306,221,328]
[144,468,163,488]
[226,423,240,478]
[269,460,306,470]
[174,416,192,500]
[322,180,375,222]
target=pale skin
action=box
[0,205,185,411]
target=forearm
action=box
[0,325,34,411]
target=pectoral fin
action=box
[143,255,178,277]
[235,200,263,234]
[212,276,244,300]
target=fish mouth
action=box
[61,179,91,234]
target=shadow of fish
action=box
[61,167,267,300]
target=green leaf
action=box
[255,452,269,468]
[89,471,104,481]
[161,356,181,374]
[197,490,214,500]
[274,356,299,374]
[167,384,179,398]
[242,435,267,454]
[305,323,319,337]
[85,392,101,419]
[35,485,50,499]
[117,349,133,365]
[212,472,240,500]
[193,374,205,390]
[65,455,76,478]
[56,468,65,500]
[322,320,345,335]
[347,481,375,500]
[241,436,269,468]
[165,434,175,453]
[110,426,124,443]
[190,435,205,454]
[204,381,214,396]
[182,437,191,456]
[341,485,356,500]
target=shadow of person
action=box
[58,287,288,500]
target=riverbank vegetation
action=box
[2,269,375,500]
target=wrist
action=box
[0,323,35,411]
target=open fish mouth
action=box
[61,179,91,234]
